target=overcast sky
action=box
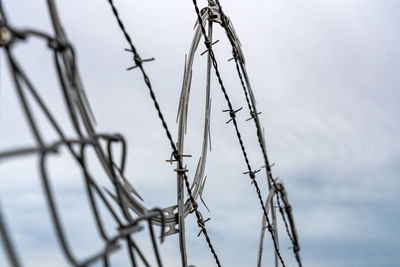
[1,0,399,267]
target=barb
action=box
[106,0,176,153]
[105,0,221,266]
[0,0,302,266]
[230,19,303,267]
[210,0,302,265]
[277,193,295,248]
[275,184,302,266]
[188,1,287,266]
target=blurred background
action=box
[0,0,399,266]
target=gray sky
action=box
[1,0,399,266]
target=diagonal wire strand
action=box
[105,0,222,265]
[188,1,289,266]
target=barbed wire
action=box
[188,0,293,266]
[276,184,302,267]
[229,26,303,267]
[276,193,295,247]
[0,0,303,266]
[203,1,303,265]
[230,19,303,267]
[105,0,222,266]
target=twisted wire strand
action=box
[276,194,295,246]
[105,0,222,265]
[106,0,177,153]
[189,0,293,266]
[231,44,302,266]
[193,0,286,267]
[276,187,302,267]
[0,0,303,266]
[210,0,302,265]
[228,16,302,267]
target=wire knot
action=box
[173,150,180,160]
[200,40,219,56]
[246,111,262,121]
[124,48,155,70]
[223,107,242,123]
[133,55,142,66]
[166,151,191,164]
[197,217,211,237]
[264,224,274,232]
[243,169,261,180]
[204,39,212,48]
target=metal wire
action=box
[188,1,290,266]
[277,194,295,248]
[0,202,21,267]
[0,0,303,266]
[228,16,303,267]
[230,32,303,267]
[276,185,302,267]
[106,0,222,266]
[0,1,165,266]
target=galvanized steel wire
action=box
[0,0,302,266]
